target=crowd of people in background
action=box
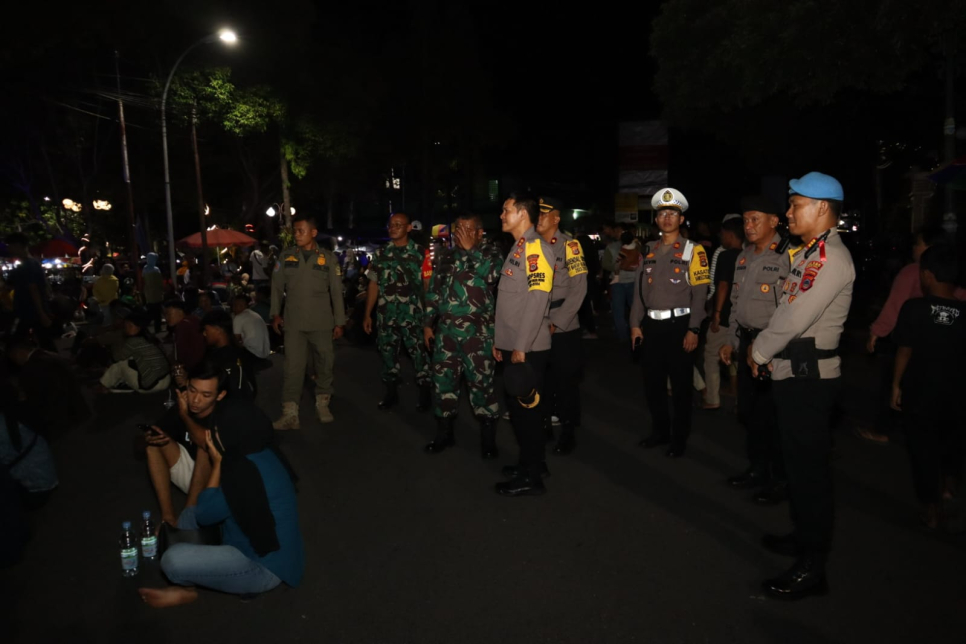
[1,178,963,605]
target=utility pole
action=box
[190,102,211,287]
[115,51,141,292]
[280,130,293,230]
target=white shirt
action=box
[232,308,271,359]
[250,250,269,281]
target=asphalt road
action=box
[3,327,965,644]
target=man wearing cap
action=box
[750,172,854,600]
[271,213,346,429]
[719,196,790,505]
[493,192,556,496]
[363,212,432,412]
[629,188,710,457]
[536,196,588,455]
[422,214,503,457]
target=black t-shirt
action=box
[894,296,966,411]
[208,344,257,399]
[714,248,740,327]
[155,406,213,458]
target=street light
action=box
[266,206,276,217]
[160,27,237,288]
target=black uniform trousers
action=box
[903,407,964,505]
[737,332,785,481]
[501,349,550,477]
[544,329,583,426]
[641,316,692,449]
[773,377,840,555]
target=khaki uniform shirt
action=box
[729,232,791,348]
[270,245,346,332]
[752,228,855,380]
[547,232,589,333]
[494,227,555,353]
[630,238,711,329]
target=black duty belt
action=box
[549,299,565,310]
[776,347,837,360]
[737,325,762,340]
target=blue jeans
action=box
[162,507,281,595]
[611,282,634,342]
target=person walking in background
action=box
[611,231,641,345]
[700,215,744,410]
[891,244,965,530]
[2,233,56,350]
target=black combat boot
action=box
[425,416,455,454]
[415,382,432,412]
[378,382,398,410]
[762,555,828,600]
[553,422,576,455]
[479,416,498,460]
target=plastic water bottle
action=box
[119,521,139,577]
[140,511,158,560]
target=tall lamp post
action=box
[160,28,237,289]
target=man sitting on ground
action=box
[231,294,271,360]
[201,310,257,399]
[162,299,206,374]
[139,363,303,607]
[97,309,170,393]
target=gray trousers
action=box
[283,328,333,402]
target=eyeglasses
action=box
[655,211,681,219]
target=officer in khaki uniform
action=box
[271,214,346,429]
[493,192,555,497]
[630,188,710,457]
[750,172,854,600]
[536,196,588,455]
[719,195,790,504]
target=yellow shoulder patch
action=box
[564,240,588,277]
[688,244,711,286]
[525,239,552,292]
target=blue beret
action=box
[789,172,844,201]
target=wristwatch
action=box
[689,327,700,334]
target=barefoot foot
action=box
[138,586,199,608]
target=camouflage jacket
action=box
[370,238,426,326]
[423,242,503,334]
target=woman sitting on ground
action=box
[97,309,170,393]
[138,367,303,607]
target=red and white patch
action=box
[527,254,539,272]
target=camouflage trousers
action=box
[377,323,430,385]
[431,329,498,419]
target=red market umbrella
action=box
[33,238,78,258]
[178,229,257,248]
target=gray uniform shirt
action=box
[629,238,711,329]
[494,226,555,353]
[752,228,855,380]
[270,245,347,332]
[729,232,791,348]
[547,232,589,333]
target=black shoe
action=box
[638,435,669,449]
[495,476,546,497]
[727,470,767,489]
[378,382,398,410]
[425,416,455,454]
[754,480,789,505]
[553,424,576,455]
[501,463,550,479]
[761,533,800,557]
[762,556,828,600]
[478,416,498,460]
[665,446,686,458]
[415,383,432,412]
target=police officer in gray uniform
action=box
[271,214,346,429]
[750,172,854,600]
[493,192,556,497]
[720,195,790,504]
[537,196,588,455]
[630,188,711,457]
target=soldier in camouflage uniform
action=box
[422,214,503,458]
[363,212,432,411]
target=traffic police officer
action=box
[629,188,710,457]
[493,192,555,497]
[271,213,346,429]
[719,195,790,504]
[422,214,503,458]
[363,212,432,411]
[537,196,588,455]
[751,172,854,600]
